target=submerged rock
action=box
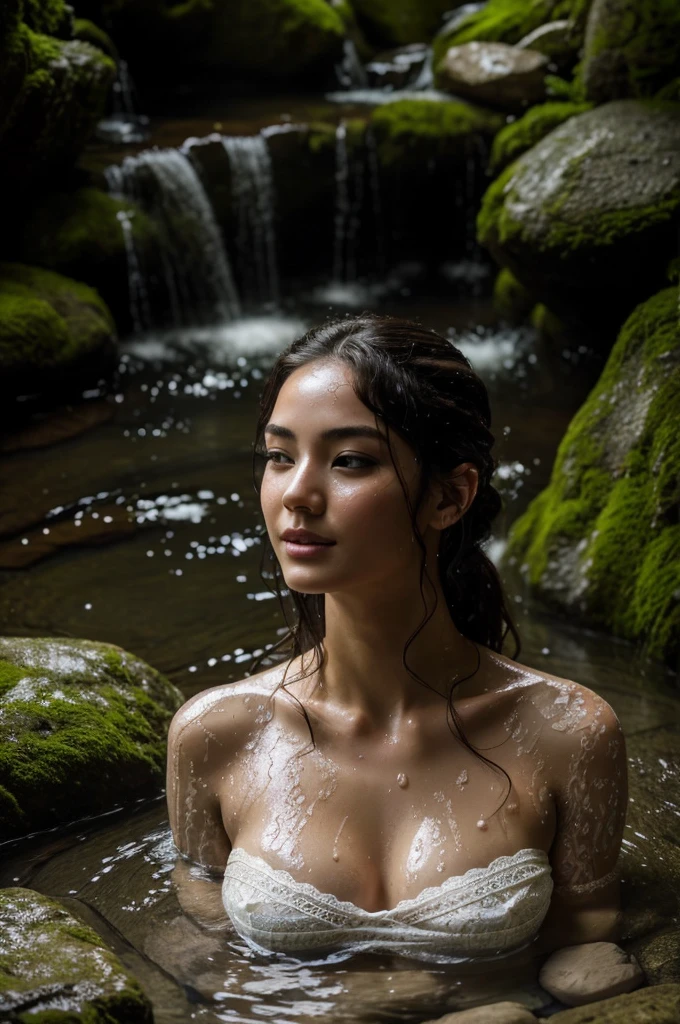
[581,0,680,104]
[507,287,680,666]
[0,637,183,839]
[548,983,680,1023]
[16,188,158,336]
[0,887,152,1022]
[488,100,593,174]
[539,943,644,1006]
[0,263,117,403]
[436,42,550,112]
[477,100,680,332]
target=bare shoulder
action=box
[168,661,288,761]
[481,649,623,749]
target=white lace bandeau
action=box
[222,847,553,960]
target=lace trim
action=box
[225,846,551,918]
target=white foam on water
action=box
[122,315,307,365]
[326,88,451,105]
[309,281,379,307]
[450,325,536,374]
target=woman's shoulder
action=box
[168,661,289,755]
[482,649,621,741]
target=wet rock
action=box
[631,928,680,986]
[539,943,644,1006]
[478,101,680,332]
[432,0,590,69]
[582,0,680,104]
[492,267,536,322]
[72,17,119,61]
[350,0,454,47]
[0,263,117,405]
[0,22,115,202]
[423,1001,538,1023]
[436,42,549,112]
[365,44,429,90]
[0,887,152,1023]
[0,401,114,455]
[548,983,680,1023]
[16,188,159,336]
[506,287,680,665]
[0,503,143,569]
[0,637,183,839]
[517,20,577,70]
[488,100,592,174]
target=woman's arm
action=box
[542,694,628,949]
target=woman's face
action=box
[260,358,437,597]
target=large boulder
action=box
[548,984,680,1024]
[15,188,159,336]
[433,0,591,68]
[581,0,680,104]
[477,100,680,333]
[0,263,117,402]
[80,0,346,85]
[489,100,593,174]
[350,0,461,47]
[0,888,153,1023]
[0,24,115,202]
[506,287,680,667]
[0,637,183,839]
[436,42,550,113]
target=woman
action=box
[167,315,627,960]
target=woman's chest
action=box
[218,725,556,912]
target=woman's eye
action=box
[264,450,292,465]
[333,454,376,470]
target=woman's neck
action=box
[311,578,477,728]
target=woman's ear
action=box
[429,463,479,532]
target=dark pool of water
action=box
[1,283,678,1022]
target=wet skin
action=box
[168,359,627,945]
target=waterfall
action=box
[335,39,368,89]
[97,59,150,145]
[221,134,279,308]
[106,148,240,330]
[116,208,151,334]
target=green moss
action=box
[489,101,592,174]
[582,0,680,101]
[433,0,585,67]
[507,287,680,664]
[492,267,535,321]
[656,77,680,102]
[22,0,71,36]
[351,0,453,46]
[370,98,503,167]
[0,638,183,838]
[73,18,119,60]
[0,888,153,1022]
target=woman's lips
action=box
[280,529,336,559]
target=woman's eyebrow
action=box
[265,424,387,442]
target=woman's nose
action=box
[282,460,325,515]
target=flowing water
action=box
[1,90,679,1023]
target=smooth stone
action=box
[548,983,680,1023]
[423,1000,538,1023]
[539,942,644,1006]
[436,41,549,112]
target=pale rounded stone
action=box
[436,41,549,112]
[539,942,644,1007]
[423,1001,537,1024]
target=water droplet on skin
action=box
[476,819,488,831]
[456,769,468,789]
[332,852,339,862]
[397,773,409,789]
[506,802,518,814]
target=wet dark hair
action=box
[252,314,519,786]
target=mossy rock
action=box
[492,267,536,321]
[433,0,590,68]
[489,100,593,174]
[0,263,117,402]
[22,0,73,37]
[0,887,153,1022]
[0,25,115,201]
[351,0,457,47]
[506,287,680,666]
[0,637,183,839]
[370,97,504,167]
[16,188,158,335]
[88,0,345,84]
[73,17,119,61]
[549,983,680,1023]
[581,0,680,104]
[477,100,680,333]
